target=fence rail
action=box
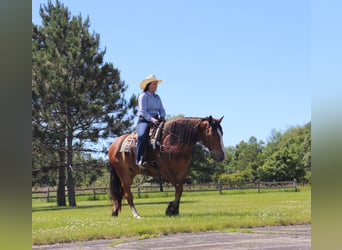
[32,180,298,202]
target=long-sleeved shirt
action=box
[138,91,166,122]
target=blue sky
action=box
[32,0,311,147]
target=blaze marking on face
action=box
[217,128,226,159]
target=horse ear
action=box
[218,116,224,123]
[208,115,213,123]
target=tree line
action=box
[32,1,311,207]
[187,123,311,185]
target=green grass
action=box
[32,187,311,245]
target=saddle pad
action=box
[120,137,135,153]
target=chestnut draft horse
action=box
[108,116,226,219]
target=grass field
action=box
[32,187,311,245]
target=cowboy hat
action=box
[140,74,163,90]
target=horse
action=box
[108,115,226,219]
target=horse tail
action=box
[109,163,124,214]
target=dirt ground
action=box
[33,224,311,250]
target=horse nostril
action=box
[214,154,224,162]
[218,154,225,162]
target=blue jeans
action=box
[136,120,150,164]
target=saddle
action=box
[120,121,165,153]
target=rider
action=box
[136,74,166,167]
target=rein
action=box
[159,126,180,138]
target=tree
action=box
[219,137,265,183]
[32,135,58,187]
[187,143,214,184]
[32,0,137,206]
[258,123,311,182]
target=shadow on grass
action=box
[32,200,197,212]
[32,203,112,212]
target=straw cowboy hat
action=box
[140,74,163,90]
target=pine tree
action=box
[32,0,137,206]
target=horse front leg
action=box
[124,187,142,219]
[166,184,183,216]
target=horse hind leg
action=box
[124,187,142,219]
[110,174,141,219]
[110,169,141,219]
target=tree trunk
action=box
[67,165,76,206]
[57,141,66,206]
[57,165,66,206]
[66,132,76,207]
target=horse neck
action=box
[162,118,203,152]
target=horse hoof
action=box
[134,215,142,219]
[166,201,179,216]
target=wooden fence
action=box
[32,179,298,202]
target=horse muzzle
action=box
[213,151,225,162]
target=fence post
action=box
[294,178,298,192]
[93,188,96,200]
[137,186,141,198]
[47,188,50,202]
[257,179,260,193]
[159,177,164,192]
[218,183,222,194]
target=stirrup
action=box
[137,160,148,169]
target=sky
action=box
[32,0,312,147]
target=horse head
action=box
[199,116,226,162]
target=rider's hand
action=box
[151,118,160,125]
